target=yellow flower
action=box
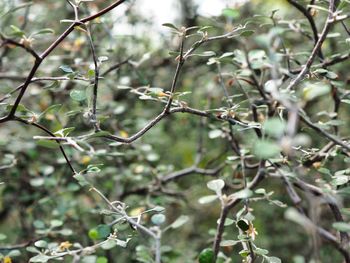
[3,256,12,263]
[58,241,73,251]
[246,223,258,241]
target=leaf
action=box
[34,240,48,248]
[151,214,166,225]
[217,217,235,226]
[100,240,117,250]
[1,2,32,19]
[96,257,108,263]
[36,140,59,149]
[236,219,250,231]
[86,130,111,139]
[220,240,238,247]
[198,248,214,263]
[253,140,281,159]
[31,28,54,37]
[198,195,218,204]
[240,30,255,37]
[232,189,253,199]
[255,248,269,255]
[39,104,61,119]
[73,173,90,187]
[209,129,223,139]
[70,89,86,101]
[303,82,331,101]
[29,255,51,263]
[169,215,189,229]
[44,80,60,90]
[30,178,44,187]
[59,65,74,73]
[332,222,350,232]
[8,250,21,257]
[331,176,349,187]
[222,8,240,19]
[54,127,75,137]
[263,118,286,138]
[207,179,225,194]
[266,256,282,263]
[50,219,63,228]
[162,23,179,31]
[9,25,25,37]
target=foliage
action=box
[0,0,350,262]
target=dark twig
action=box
[287,0,324,60]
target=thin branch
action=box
[286,0,336,90]
[299,113,350,151]
[287,0,323,59]
[0,0,127,122]
[13,117,76,174]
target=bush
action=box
[0,0,350,262]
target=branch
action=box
[286,0,336,90]
[287,0,323,59]
[0,0,127,122]
[299,113,350,151]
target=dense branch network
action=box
[0,0,350,262]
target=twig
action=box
[286,0,336,90]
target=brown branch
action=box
[0,0,127,122]
[287,0,324,60]
[13,117,76,174]
[286,0,336,90]
[299,113,350,151]
[212,160,266,260]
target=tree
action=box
[0,0,350,262]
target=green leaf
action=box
[302,82,331,101]
[208,129,223,139]
[162,23,179,31]
[59,65,74,73]
[101,240,117,250]
[44,80,60,90]
[8,250,21,257]
[253,140,281,159]
[151,214,166,225]
[263,118,286,138]
[332,222,350,232]
[169,215,189,229]
[198,195,218,204]
[255,248,269,255]
[240,30,255,37]
[236,219,250,231]
[0,233,7,241]
[70,89,86,101]
[31,28,54,37]
[10,25,25,37]
[266,256,282,263]
[220,240,239,247]
[50,219,63,228]
[331,176,349,187]
[222,8,240,19]
[207,179,225,194]
[29,255,51,263]
[232,188,253,199]
[97,257,108,263]
[39,104,61,119]
[86,131,111,139]
[34,240,48,248]
[1,2,32,19]
[217,217,235,226]
[36,140,59,149]
[73,173,90,187]
[198,248,215,263]
[54,127,75,137]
